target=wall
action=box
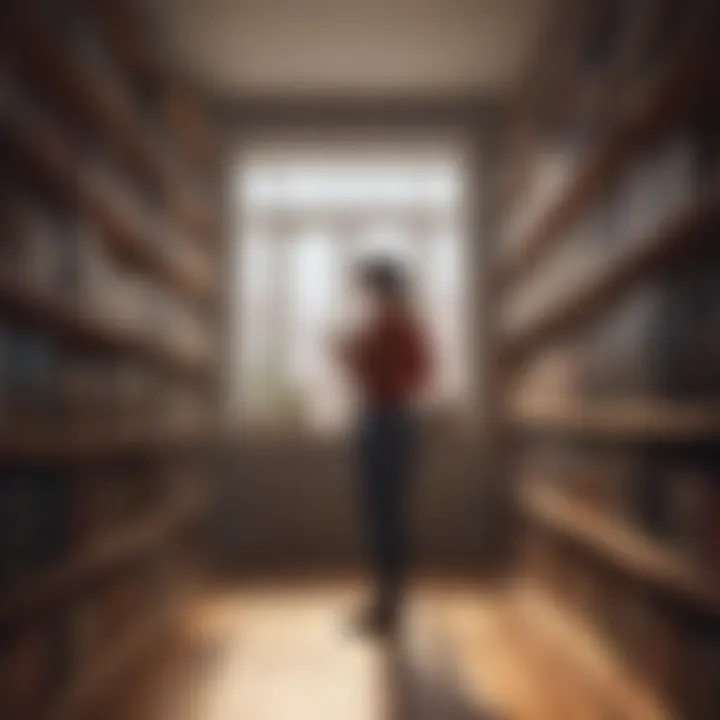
[209,430,494,571]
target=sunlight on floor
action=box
[117,578,607,720]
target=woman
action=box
[336,258,433,634]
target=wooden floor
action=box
[108,577,605,720]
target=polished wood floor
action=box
[108,577,607,720]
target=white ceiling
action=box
[153,0,547,99]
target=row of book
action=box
[509,0,698,255]
[22,0,166,192]
[28,0,216,196]
[513,245,720,401]
[0,552,178,719]
[0,322,211,438]
[504,122,720,335]
[0,462,176,593]
[523,523,720,720]
[0,181,211,359]
[502,0,720,263]
[1,64,213,295]
[521,440,720,585]
[583,256,720,400]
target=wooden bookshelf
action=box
[510,396,720,442]
[500,5,720,718]
[498,43,710,291]
[516,584,670,720]
[503,187,720,361]
[0,492,199,628]
[520,483,719,614]
[0,3,219,717]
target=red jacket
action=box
[346,308,432,408]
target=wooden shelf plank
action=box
[520,483,720,614]
[510,396,720,441]
[503,188,720,361]
[0,73,214,303]
[0,493,199,628]
[516,584,670,720]
[0,423,216,464]
[498,43,710,291]
[0,281,214,378]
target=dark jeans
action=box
[357,407,418,610]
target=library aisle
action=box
[2,1,720,718]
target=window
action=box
[230,146,471,433]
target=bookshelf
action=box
[0,1,222,718]
[498,1,720,718]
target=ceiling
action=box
[153,0,547,99]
